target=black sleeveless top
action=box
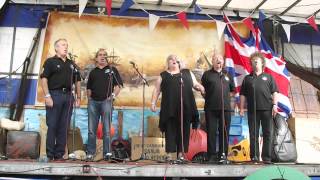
[159,69,199,128]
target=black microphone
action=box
[105,68,113,74]
[69,60,84,80]
[129,61,136,66]
[70,60,81,72]
[68,52,78,58]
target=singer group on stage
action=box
[40,38,279,164]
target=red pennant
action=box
[177,11,189,30]
[243,17,256,34]
[105,0,112,17]
[307,15,319,32]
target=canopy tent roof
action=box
[11,0,320,23]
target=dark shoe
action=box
[219,158,230,165]
[175,156,188,164]
[86,154,94,162]
[262,160,272,164]
[104,153,112,162]
[54,157,65,162]
[207,155,218,164]
[47,156,54,161]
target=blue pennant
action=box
[118,0,134,15]
[194,4,202,14]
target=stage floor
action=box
[0,160,319,179]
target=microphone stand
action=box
[252,74,258,162]
[179,70,185,161]
[104,62,122,159]
[219,72,229,164]
[106,65,114,159]
[130,63,149,160]
[68,53,81,160]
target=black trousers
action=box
[205,110,231,160]
[165,116,190,153]
[247,110,274,161]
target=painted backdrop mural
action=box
[37,11,224,107]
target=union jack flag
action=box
[224,17,292,117]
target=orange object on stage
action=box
[186,129,207,161]
[97,122,115,139]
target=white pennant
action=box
[282,24,291,42]
[79,0,88,18]
[216,20,226,40]
[149,14,160,31]
[0,0,6,10]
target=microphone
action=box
[219,71,224,78]
[129,61,136,66]
[68,52,78,58]
[129,61,137,68]
[105,68,113,74]
[69,60,84,80]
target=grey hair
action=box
[166,54,177,69]
[54,38,67,52]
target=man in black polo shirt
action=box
[240,52,278,164]
[40,38,81,161]
[86,48,123,161]
[201,54,235,164]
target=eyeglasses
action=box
[98,54,107,56]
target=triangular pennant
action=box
[118,0,134,15]
[149,14,160,31]
[258,10,267,31]
[0,0,6,10]
[306,15,319,32]
[216,20,226,39]
[79,0,88,18]
[243,17,256,34]
[281,24,291,42]
[105,0,112,17]
[194,4,202,14]
[177,11,189,30]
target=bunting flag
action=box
[242,17,256,34]
[216,20,226,39]
[258,10,267,31]
[78,0,88,17]
[306,15,319,32]
[194,4,202,14]
[149,14,160,31]
[224,17,292,117]
[0,0,6,10]
[281,24,291,42]
[118,0,134,15]
[105,0,112,17]
[177,11,189,30]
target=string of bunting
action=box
[78,0,319,39]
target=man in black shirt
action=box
[240,52,278,164]
[40,38,81,161]
[86,48,123,161]
[201,54,235,163]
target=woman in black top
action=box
[240,52,278,163]
[150,54,204,160]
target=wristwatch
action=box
[44,94,51,98]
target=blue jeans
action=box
[87,98,112,155]
[46,90,74,159]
